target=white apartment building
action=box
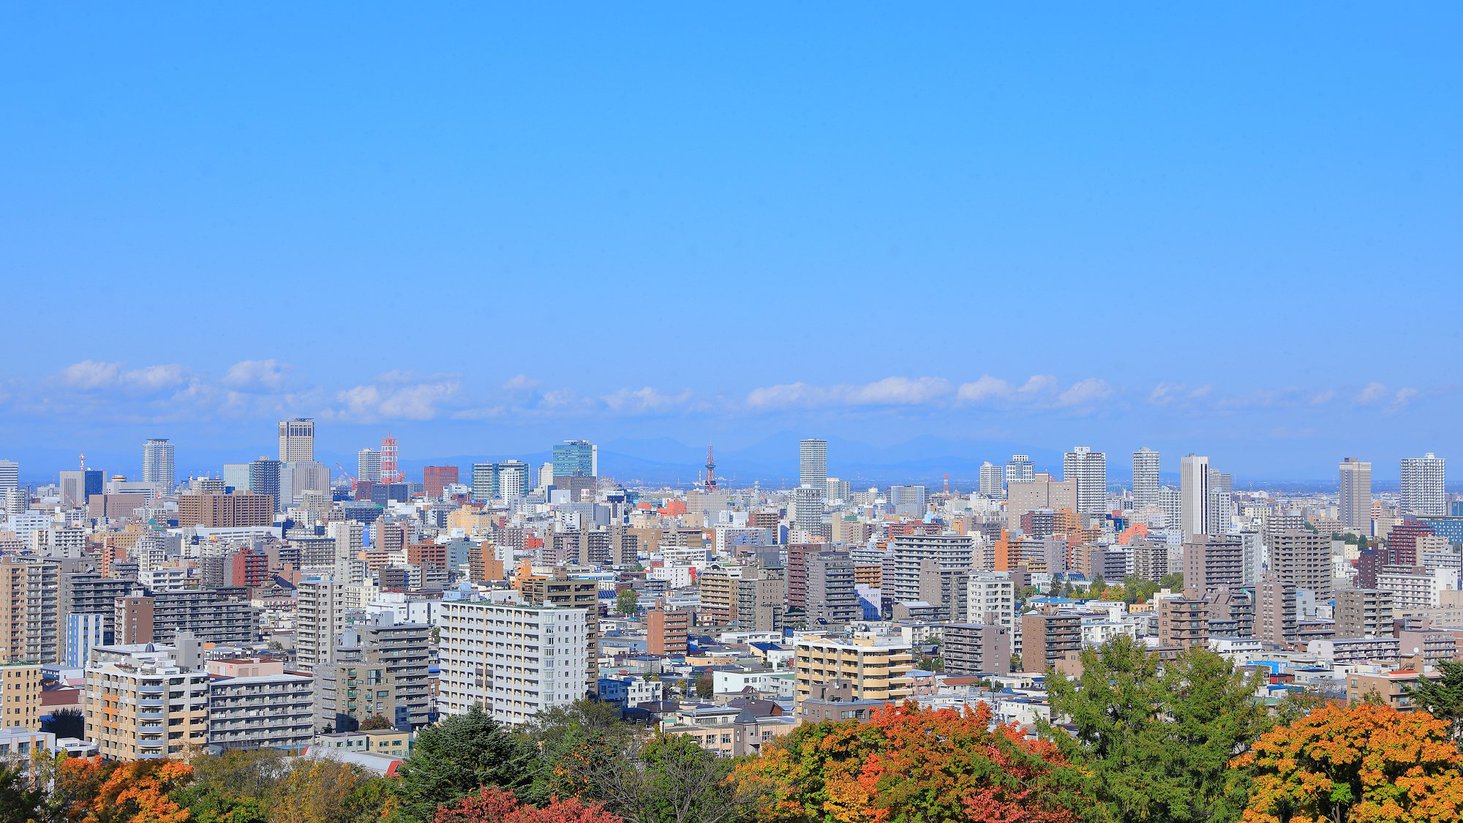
[1401,453,1447,516]
[1064,446,1108,516]
[965,573,1016,632]
[437,601,588,726]
[85,644,209,760]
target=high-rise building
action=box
[1182,534,1244,596]
[552,440,597,479]
[58,469,103,509]
[793,634,913,709]
[1005,454,1035,487]
[646,605,690,656]
[357,449,382,483]
[799,438,828,490]
[207,658,314,752]
[496,460,529,498]
[1063,446,1107,515]
[278,418,315,462]
[1132,448,1160,509]
[793,485,825,537]
[888,484,928,517]
[0,460,17,494]
[1268,528,1334,602]
[1179,455,1210,536]
[177,492,273,528]
[520,570,601,695]
[1338,458,1372,533]
[248,458,282,512]
[1401,453,1447,516]
[437,601,588,726]
[142,439,174,487]
[805,552,860,626]
[0,663,40,730]
[978,462,1004,497]
[86,640,209,760]
[423,465,459,499]
[889,533,974,605]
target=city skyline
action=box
[3,6,1462,480]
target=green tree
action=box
[1407,659,1463,740]
[616,589,639,617]
[1041,636,1267,823]
[694,671,714,698]
[1159,572,1183,591]
[0,764,41,823]
[392,706,533,820]
[519,699,636,805]
[590,733,753,823]
[359,715,394,731]
[172,749,286,823]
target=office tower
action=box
[646,605,690,656]
[736,565,786,632]
[141,439,174,487]
[0,460,17,494]
[1063,446,1107,515]
[437,601,588,726]
[889,533,974,604]
[552,440,598,479]
[1268,528,1334,602]
[888,484,928,517]
[1132,448,1160,508]
[423,465,459,498]
[1005,454,1035,486]
[1182,534,1244,596]
[978,461,1003,497]
[1179,455,1210,536]
[86,639,209,760]
[58,469,103,509]
[1336,457,1372,532]
[471,462,497,500]
[248,458,282,512]
[806,552,860,626]
[279,461,329,511]
[278,418,315,462]
[793,635,913,708]
[520,570,601,694]
[496,460,529,498]
[222,462,250,493]
[1005,473,1077,532]
[207,658,314,752]
[1401,453,1447,516]
[357,449,382,483]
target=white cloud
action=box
[223,359,287,391]
[603,387,696,414]
[1387,387,1418,414]
[502,374,542,393]
[956,375,1013,404]
[123,364,187,391]
[333,380,460,422]
[1018,375,1057,395]
[1355,382,1389,405]
[849,376,951,405]
[60,360,122,389]
[1054,378,1114,408]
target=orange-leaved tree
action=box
[732,701,1084,823]
[83,758,194,823]
[1232,702,1463,823]
[433,787,623,823]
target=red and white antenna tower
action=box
[381,435,402,483]
[704,445,717,492]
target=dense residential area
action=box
[1,429,1463,820]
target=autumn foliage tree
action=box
[1232,702,1463,823]
[434,788,622,823]
[733,701,1083,823]
[82,758,194,823]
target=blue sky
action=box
[2,5,1461,484]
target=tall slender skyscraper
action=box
[1063,446,1107,515]
[0,459,21,494]
[552,440,598,479]
[278,418,315,462]
[799,438,828,489]
[1338,457,1372,532]
[1179,454,1209,537]
[1132,447,1160,509]
[1400,453,1446,516]
[142,439,175,487]
[978,461,1004,497]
